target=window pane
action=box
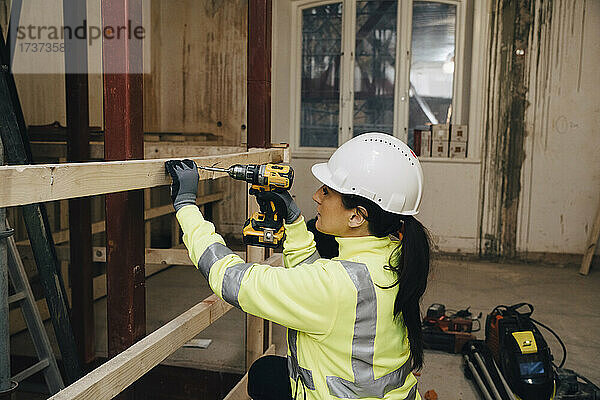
[353,1,397,137]
[408,1,456,150]
[300,3,343,148]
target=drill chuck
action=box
[228,164,266,186]
[228,164,293,190]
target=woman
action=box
[165,132,431,399]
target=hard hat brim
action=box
[311,162,349,195]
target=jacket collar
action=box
[335,235,398,260]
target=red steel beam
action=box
[247,0,272,148]
[101,0,146,388]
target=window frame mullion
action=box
[394,0,413,143]
[339,0,356,145]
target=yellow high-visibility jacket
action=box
[177,205,420,400]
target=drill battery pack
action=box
[242,212,285,248]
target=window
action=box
[408,1,457,149]
[300,3,343,147]
[352,1,398,136]
[294,0,467,157]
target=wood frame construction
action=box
[5,148,287,398]
[9,192,225,336]
[47,253,284,400]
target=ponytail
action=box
[389,216,430,371]
[341,195,431,371]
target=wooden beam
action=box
[223,344,276,400]
[0,149,284,208]
[245,193,266,370]
[247,0,272,148]
[29,142,246,161]
[9,258,175,336]
[64,0,95,363]
[47,295,232,400]
[16,192,224,247]
[145,248,193,266]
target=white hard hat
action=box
[311,132,423,215]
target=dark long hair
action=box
[341,194,431,371]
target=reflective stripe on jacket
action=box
[177,205,420,400]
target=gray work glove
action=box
[165,159,199,212]
[255,190,301,224]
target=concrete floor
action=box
[11,257,600,398]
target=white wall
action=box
[518,0,600,255]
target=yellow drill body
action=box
[197,163,294,247]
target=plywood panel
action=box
[144,0,247,145]
[7,0,246,144]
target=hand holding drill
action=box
[165,160,300,246]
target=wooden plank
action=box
[47,295,232,400]
[580,200,600,275]
[145,248,193,266]
[223,344,276,400]
[64,0,96,362]
[144,1,247,144]
[9,259,174,336]
[0,149,284,208]
[247,0,272,148]
[29,142,246,161]
[144,189,152,248]
[245,191,266,370]
[16,192,224,247]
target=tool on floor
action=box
[198,163,294,247]
[422,303,479,353]
[485,303,556,400]
[463,303,600,400]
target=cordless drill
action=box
[198,163,294,247]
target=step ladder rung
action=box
[12,358,50,382]
[4,219,65,393]
[8,291,26,304]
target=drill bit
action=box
[197,165,230,173]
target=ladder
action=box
[4,221,64,393]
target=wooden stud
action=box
[144,189,152,248]
[58,158,70,288]
[247,0,272,148]
[245,189,266,370]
